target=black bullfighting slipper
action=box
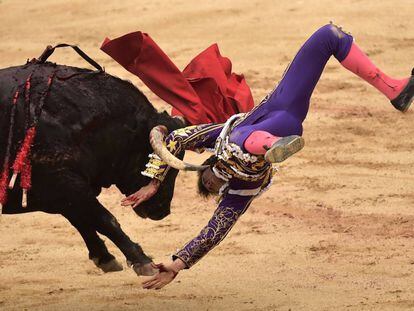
[264,135,305,163]
[391,69,414,112]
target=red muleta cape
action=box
[100,31,254,125]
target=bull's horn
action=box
[149,126,209,171]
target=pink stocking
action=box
[244,130,279,155]
[341,43,409,100]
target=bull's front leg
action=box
[33,169,153,275]
[63,212,123,273]
[90,201,157,276]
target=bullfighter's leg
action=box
[63,212,123,272]
[229,23,354,148]
[231,23,413,151]
[90,201,157,276]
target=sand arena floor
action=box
[0,0,414,310]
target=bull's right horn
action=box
[149,126,209,171]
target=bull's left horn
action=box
[149,126,209,171]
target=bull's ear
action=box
[154,111,186,133]
[172,115,187,127]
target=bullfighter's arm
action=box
[141,123,223,182]
[172,193,254,268]
[122,123,223,208]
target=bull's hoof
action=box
[132,262,158,276]
[92,258,123,273]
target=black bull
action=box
[0,61,185,275]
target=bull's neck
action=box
[114,111,185,195]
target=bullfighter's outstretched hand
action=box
[121,179,160,208]
[142,259,186,290]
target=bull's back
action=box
[0,62,155,168]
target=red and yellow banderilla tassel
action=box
[9,127,36,190]
[0,90,20,213]
[8,127,36,208]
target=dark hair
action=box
[197,154,219,198]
